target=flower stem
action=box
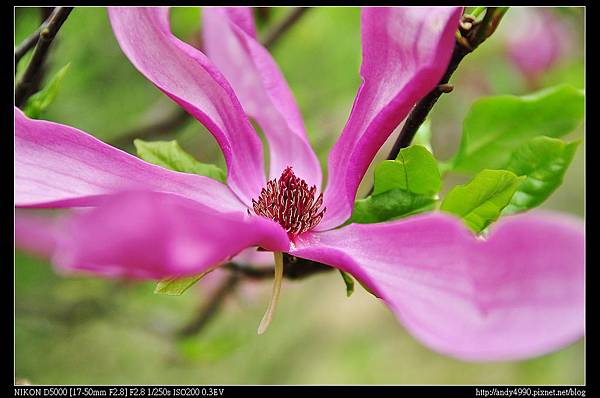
[257,251,284,335]
[15,7,73,107]
[383,7,505,163]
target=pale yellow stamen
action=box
[257,251,284,335]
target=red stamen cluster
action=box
[252,167,326,236]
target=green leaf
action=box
[451,85,584,174]
[503,137,580,215]
[352,189,436,224]
[440,170,524,232]
[338,270,355,297]
[154,269,213,296]
[373,145,441,196]
[23,63,70,119]
[134,139,226,182]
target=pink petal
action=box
[15,108,244,213]
[319,7,461,230]
[291,212,584,361]
[54,191,290,280]
[14,210,61,258]
[202,8,322,187]
[108,7,266,205]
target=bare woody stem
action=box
[15,7,55,66]
[15,27,42,66]
[385,8,498,162]
[15,7,73,107]
[225,254,333,280]
[176,272,241,338]
[261,7,310,49]
[112,7,312,148]
[176,254,332,339]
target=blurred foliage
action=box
[15,7,584,384]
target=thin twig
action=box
[15,7,55,65]
[176,254,332,338]
[15,7,73,107]
[385,8,499,163]
[15,26,42,66]
[385,43,469,162]
[112,7,312,147]
[110,108,193,148]
[176,273,241,338]
[224,254,332,280]
[261,7,311,49]
[255,7,273,28]
[29,8,58,101]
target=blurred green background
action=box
[14,7,585,384]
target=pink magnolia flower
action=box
[14,7,584,361]
[504,8,573,80]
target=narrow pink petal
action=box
[202,8,322,187]
[108,7,266,205]
[54,191,290,280]
[291,212,584,361]
[15,108,244,213]
[319,8,461,230]
[14,210,61,258]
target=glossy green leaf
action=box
[338,270,355,297]
[154,269,214,296]
[503,137,580,215]
[134,139,226,182]
[352,189,436,224]
[23,63,70,119]
[373,145,441,196]
[451,85,584,174]
[440,170,524,232]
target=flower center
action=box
[252,167,326,236]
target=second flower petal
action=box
[109,7,267,206]
[203,7,322,188]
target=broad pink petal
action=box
[319,8,461,230]
[54,191,290,280]
[108,7,266,205]
[15,108,244,212]
[291,212,584,361]
[202,8,322,187]
[14,211,61,258]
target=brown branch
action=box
[261,7,311,49]
[176,273,241,338]
[224,254,332,280]
[15,27,42,66]
[110,108,192,148]
[15,7,55,65]
[254,7,273,28]
[14,7,73,107]
[176,254,332,338]
[385,9,498,163]
[112,7,312,148]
